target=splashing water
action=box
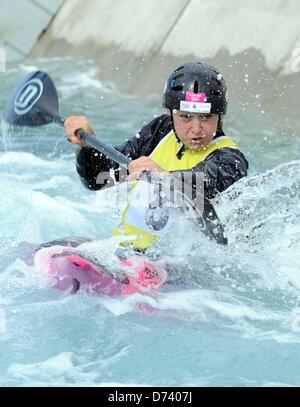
[0,58,300,387]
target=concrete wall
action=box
[161,0,300,74]
[18,0,299,122]
[0,0,64,61]
[31,0,300,91]
[30,0,300,71]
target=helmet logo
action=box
[185,91,207,103]
[180,100,211,114]
[14,78,43,116]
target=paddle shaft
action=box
[53,114,131,168]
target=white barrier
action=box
[0,48,6,72]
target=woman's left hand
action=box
[126,157,168,181]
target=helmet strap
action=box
[170,109,186,160]
[217,114,223,130]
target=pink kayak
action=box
[30,237,167,297]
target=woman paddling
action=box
[65,62,249,253]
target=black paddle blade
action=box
[3,70,59,127]
[202,199,228,245]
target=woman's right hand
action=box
[64,116,96,148]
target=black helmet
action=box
[162,62,227,115]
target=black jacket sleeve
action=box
[177,148,249,199]
[76,115,172,190]
[76,148,116,190]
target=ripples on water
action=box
[0,58,299,386]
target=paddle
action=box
[3,70,227,244]
[3,70,130,167]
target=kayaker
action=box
[65,62,248,251]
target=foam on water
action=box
[1,58,300,386]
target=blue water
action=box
[0,58,300,386]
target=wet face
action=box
[172,110,219,151]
